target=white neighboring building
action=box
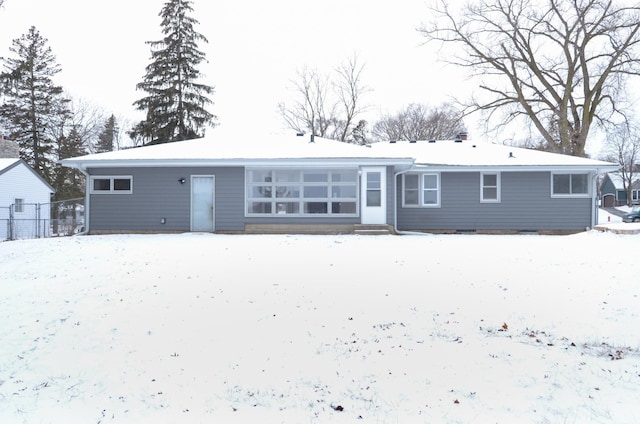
[0,158,55,241]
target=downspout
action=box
[591,169,601,230]
[393,167,430,236]
[75,165,90,235]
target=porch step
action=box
[353,224,395,235]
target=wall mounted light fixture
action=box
[179,178,186,184]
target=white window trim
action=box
[245,168,359,217]
[480,172,501,203]
[402,173,440,208]
[90,176,133,194]
[551,172,590,198]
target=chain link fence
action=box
[1,198,84,242]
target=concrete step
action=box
[353,224,394,235]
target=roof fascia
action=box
[411,164,620,173]
[62,157,414,170]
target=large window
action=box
[552,173,589,197]
[481,172,501,203]
[90,176,133,194]
[402,173,440,207]
[246,169,358,216]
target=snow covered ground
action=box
[1,211,639,423]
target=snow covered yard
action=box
[1,230,639,423]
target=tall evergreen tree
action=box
[52,126,85,201]
[130,0,217,144]
[0,26,70,181]
[96,114,118,153]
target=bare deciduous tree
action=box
[278,55,369,142]
[372,103,465,142]
[332,55,370,142]
[420,0,640,157]
[278,66,334,138]
[64,98,105,153]
[602,122,640,206]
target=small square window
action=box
[113,178,131,191]
[93,178,111,191]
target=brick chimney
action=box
[0,136,20,158]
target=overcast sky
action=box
[0,0,482,141]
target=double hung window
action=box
[481,172,501,202]
[402,173,440,207]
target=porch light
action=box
[179,178,186,184]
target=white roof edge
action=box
[62,159,618,173]
[403,164,620,173]
[61,157,413,169]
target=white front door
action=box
[360,167,386,224]
[191,175,215,232]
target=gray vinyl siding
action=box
[88,165,393,232]
[88,167,246,232]
[396,171,593,231]
[386,166,395,226]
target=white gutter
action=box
[393,167,430,236]
[61,157,413,169]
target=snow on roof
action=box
[60,131,618,171]
[606,172,625,189]
[605,172,640,189]
[0,158,20,173]
[61,132,410,166]
[368,139,617,168]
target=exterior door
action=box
[191,175,215,231]
[360,167,386,224]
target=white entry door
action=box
[191,175,215,232]
[360,167,386,224]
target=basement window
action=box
[90,176,133,194]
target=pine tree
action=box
[350,120,368,145]
[0,26,70,181]
[131,0,217,144]
[96,114,118,153]
[52,126,85,201]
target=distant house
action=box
[0,158,55,241]
[600,172,640,207]
[60,132,619,235]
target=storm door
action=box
[191,175,215,232]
